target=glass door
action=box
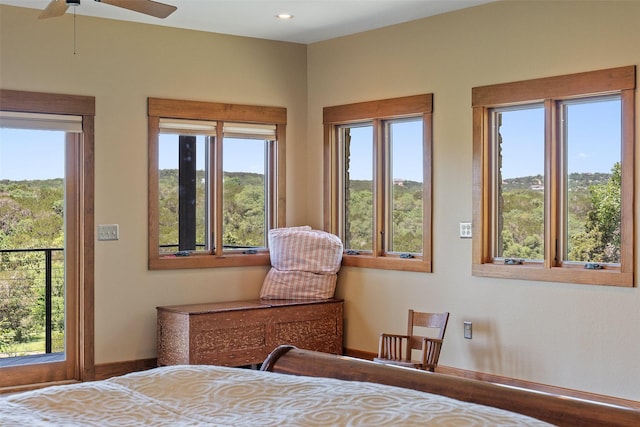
[0,108,87,388]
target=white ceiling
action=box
[1,0,495,44]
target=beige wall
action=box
[2,1,640,401]
[308,1,640,401]
[0,6,308,364]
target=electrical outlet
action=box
[459,222,472,238]
[464,321,472,339]
[98,224,119,241]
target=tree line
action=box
[0,179,65,355]
[157,170,267,251]
[499,167,620,262]
[0,166,620,354]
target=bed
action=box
[1,346,638,426]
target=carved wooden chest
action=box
[156,299,343,366]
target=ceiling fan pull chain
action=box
[73,6,77,55]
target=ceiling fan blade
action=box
[97,0,177,19]
[38,0,70,19]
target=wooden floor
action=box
[0,352,64,367]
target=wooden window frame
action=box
[471,66,636,286]
[0,89,95,389]
[323,94,433,273]
[147,97,286,270]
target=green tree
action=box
[223,176,265,247]
[345,182,373,250]
[500,189,544,259]
[391,183,423,253]
[568,163,621,263]
[0,179,65,354]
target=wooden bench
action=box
[156,299,343,366]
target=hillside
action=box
[0,168,621,354]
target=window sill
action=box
[342,254,432,273]
[149,252,270,270]
[472,263,633,287]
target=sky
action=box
[0,129,65,180]
[499,96,620,179]
[345,119,424,182]
[0,98,622,181]
[158,134,265,174]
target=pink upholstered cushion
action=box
[268,227,343,274]
[260,270,338,300]
[260,227,343,300]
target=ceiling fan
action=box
[38,0,177,20]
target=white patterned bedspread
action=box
[0,365,553,426]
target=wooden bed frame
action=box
[261,345,640,427]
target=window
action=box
[472,66,636,286]
[0,89,95,388]
[324,94,432,272]
[148,98,286,269]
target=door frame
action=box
[0,89,95,390]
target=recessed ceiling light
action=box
[276,13,294,20]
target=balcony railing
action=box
[0,248,64,359]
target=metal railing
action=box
[0,248,64,357]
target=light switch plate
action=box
[459,222,472,238]
[98,224,119,241]
[464,321,473,339]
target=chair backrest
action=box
[407,310,449,351]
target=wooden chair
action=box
[374,310,449,372]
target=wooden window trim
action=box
[323,94,433,273]
[471,66,636,287]
[0,89,95,388]
[147,98,286,270]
